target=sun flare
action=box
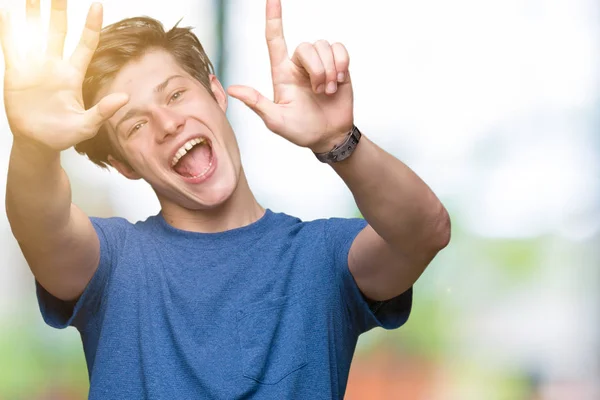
[11,23,46,59]
[0,7,50,62]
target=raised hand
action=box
[227,0,354,154]
[0,0,128,151]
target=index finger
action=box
[26,0,43,56]
[26,0,41,27]
[47,0,68,58]
[69,2,102,74]
[265,0,288,68]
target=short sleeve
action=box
[324,217,413,335]
[35,216,130,331]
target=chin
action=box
[189,191,234,210]
[160,176,239,211]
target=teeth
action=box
[188,158,214,179]
[171,138,205,167]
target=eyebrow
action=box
[113,74,185,134]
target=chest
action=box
[95,240,341,392]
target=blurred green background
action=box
[1,0,598,399]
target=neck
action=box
[158,170,265,233]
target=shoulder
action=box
[89,215,135,229]
[269,209,365,229]
[88,215,158,250]
[267,210,367,249]
[89,214,161,232]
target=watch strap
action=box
[314,125,362,163]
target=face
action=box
[98,49,242,211]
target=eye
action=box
[127,122,146,137]
[169,90,185,104]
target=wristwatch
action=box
[314,125,362,164]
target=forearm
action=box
[5,137,73,247]
[331,135,450,262]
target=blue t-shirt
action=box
[37,209,412,399]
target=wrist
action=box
[11,136,61,165]
[309,130,351,154]
[313,125,362,164]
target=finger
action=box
[47,0,68,58]
[0,11,19,69]
[313,40,337,95]
[227,85,281,129]
[331,42,350,83]
[81,92,129,137]
[265,0,288,70]
[69,2,102,74]
[26,0,43,56]
[291,43,326,93]
[26,0,41,27]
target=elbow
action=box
[431,205,451,252]
[404,204,451,267]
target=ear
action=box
[209,74,228,113]
[108,155,142,180]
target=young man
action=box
[3,0,450,398]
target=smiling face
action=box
[98,49,243,211]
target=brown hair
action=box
[75,16,215,169]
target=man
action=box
[3,0,450,398]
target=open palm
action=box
[1,0,128,151]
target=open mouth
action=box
[171,137,214,179]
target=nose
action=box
[154,106,185,142]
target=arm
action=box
[6,139,100,301]
[332,136,450,301]
[2,1,128,300]
[228,0,449,301]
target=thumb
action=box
[227,85,280,126]
[82,92,129,137]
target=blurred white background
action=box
[0,0,598,399]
